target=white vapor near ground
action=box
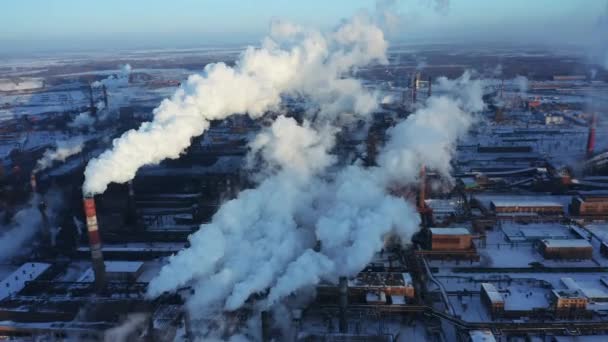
[147,77,478,341]
[34,137,84,173]
[83,16,387,195]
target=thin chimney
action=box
[412,74,418,104]
[418,165,427,211]
[83,195,106,290]
[102,84,108,109]
[587,113,597,157]
[427,76,432,98]
[339,276,348,333]
[89,84,97,117]
[30,172,37,194]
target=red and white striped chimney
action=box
[83,195,106,290]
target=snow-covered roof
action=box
[106,261,144,274]
[491,199,563,208]
[481,283,504,304]
[541,239,592,248]
[77,261,144,282]
[0,262,51,301]
[469,330,496,342]
[430,227,470,236]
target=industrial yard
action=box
[1,2,608,341]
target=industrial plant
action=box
[1,2,608,342]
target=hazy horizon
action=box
[1,0,607,57]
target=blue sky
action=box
[1,0,606,53]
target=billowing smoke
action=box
[34,137,84,173]
[0,189,64,261]
[513,75,529,95]
[0,196,42,261]
[594,2,608,70]
[103,313,147,342]
[435,70,486,112]
[92,64,131,88]
[147,84,477,341]
[83,15,387,195]
[68,111,96,129]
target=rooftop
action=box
[0,263,51,301]
[541,239,592,248]
[430,227,470,236]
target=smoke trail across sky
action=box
[83,16,387,195]
[34,137,84,173]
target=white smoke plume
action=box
[435,70,486,112]
[594,2,608,70]
[0,196,42,261]
[92,64,131,89]
[68,111,96,129]
[513,75,529,95]
[34,137,84,173]
[83,15,387,195]
[0,189,64,261]
[104,313,147,342]
[147,83,477,341]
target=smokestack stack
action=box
[89,84,97,117]
[412,74,418,104]
[587,113,597,157]
[102,84,108,109]
[261,311,271,342]
[500,78,504,99]
[83,195,106,290]
[38,200,51,247]
[30,172,37,194]
[418,165,426,211]
[126,180,137,227]
[427,76,432,98]
[338,276,348,334]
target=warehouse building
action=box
[551,289,588,319]
[490,199,564,215]
[571,195,608,216]
[481,283,504,318]
[429,227,472,251]
[540,239,593,260]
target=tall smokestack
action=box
[412,74,418,104]
[587,113,597,157]
[338,276,348,334]
[30,172,37,194]
[89,84,97,117]
[427,76,432,98]
[261,311,271,342]
[418,165,426,211]
[126,180,137,227]
[102,84,108,109]
[83,195,106,290]
[38,200,51,246]
[500,78,504,99]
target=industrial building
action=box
[571,195,608,216]
[551,290,588,319]
[480,283,505,318]
[429,227,472,250]
[490,199,564,215]
[540,239,593,260]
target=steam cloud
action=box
[76,6,478,340]
[83,17,386,195]
[0,196,42,261]
[34,137,84,173]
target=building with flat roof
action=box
[540,239,593,260]
[429,227,472,251]
[490,199,563,215]
[481,283,504,318]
